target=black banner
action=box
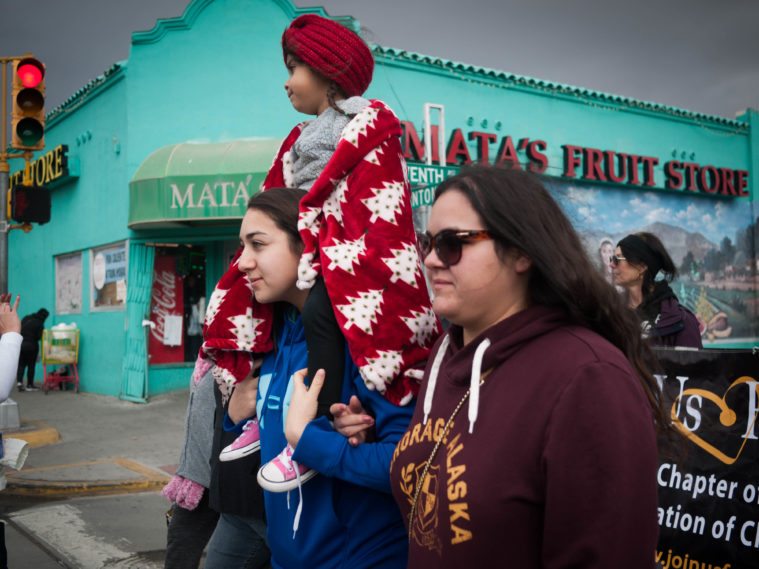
[655,348,759,569]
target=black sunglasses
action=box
[610,255,627,266]
[418,229,493,267]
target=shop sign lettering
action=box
[401,122,750,197]
[9,144,71,189]
[170,175,254,210]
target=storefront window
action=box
[148,245,207,364]
[90,242,128,311]
[55,252,83,314]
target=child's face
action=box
[284,55,331,116]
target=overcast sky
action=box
[1,0,757,118]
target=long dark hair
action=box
[619,232,678,296]
[246,188,306,254]
[434,165,672,438]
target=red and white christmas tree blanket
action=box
[198,100,440,405]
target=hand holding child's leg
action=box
[331,396,375,447]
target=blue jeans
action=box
[204,513,270,569]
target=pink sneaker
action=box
[219,419,261,462]
[256,444,317,492]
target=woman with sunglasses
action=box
[612,233,702,348]
[380,166,665,568]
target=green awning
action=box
[128,139,282,229]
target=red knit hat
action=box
[282,14,374,97]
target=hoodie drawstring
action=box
[292,461,304,539]
[422,334,491,434]
[423,335,450,425]
[280,447,304,539]
[468,339,491,434]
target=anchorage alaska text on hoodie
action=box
[389,304,660,569]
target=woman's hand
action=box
[0,294,21,335]
[285,368,324,448]
[228,363,261,424]
[331,396,375,447]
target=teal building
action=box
[9,0,758,398]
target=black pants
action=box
[0,521,7,569]
[164,492,220,569]
[16,345,38,387]
[301,278,345,419]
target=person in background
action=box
[161,359,223,569]
[361,166,663,568]
[0,295,22,404]
[613,232,702,348]
[0,293,23,569]
[180,253,270,569]
[16,307,49,391]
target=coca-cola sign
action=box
[148,253,184,364]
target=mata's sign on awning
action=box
[128,139,281,229]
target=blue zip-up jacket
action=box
[227,309,412,568]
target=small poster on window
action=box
[91,242,127,309]
[55,253,83,314]
[163,315,183,346]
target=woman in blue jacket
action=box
[224,187,412,569]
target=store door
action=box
[148,246,207,364]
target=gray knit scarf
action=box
[290,96,370,190]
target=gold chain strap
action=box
[408,377,485,537]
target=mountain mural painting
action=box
[548,181,758,347]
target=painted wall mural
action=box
[548,181,758,347]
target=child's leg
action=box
[302,278,345,419]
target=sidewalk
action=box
[3,387,187,496]
[6,493,170,568]
[1,386,190,567]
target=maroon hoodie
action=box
[390,305,659,569]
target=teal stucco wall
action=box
[9,71,129,396]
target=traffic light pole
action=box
[1,55,38,294]
[1,58,9,294]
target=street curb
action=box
[4,458,170,498]
[4,478,168,498]
[3,420,61,448]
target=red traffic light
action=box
[11,57,46,151]
[17,58,45,88]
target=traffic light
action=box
[11,57,46,151]
[10,185,51,224]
